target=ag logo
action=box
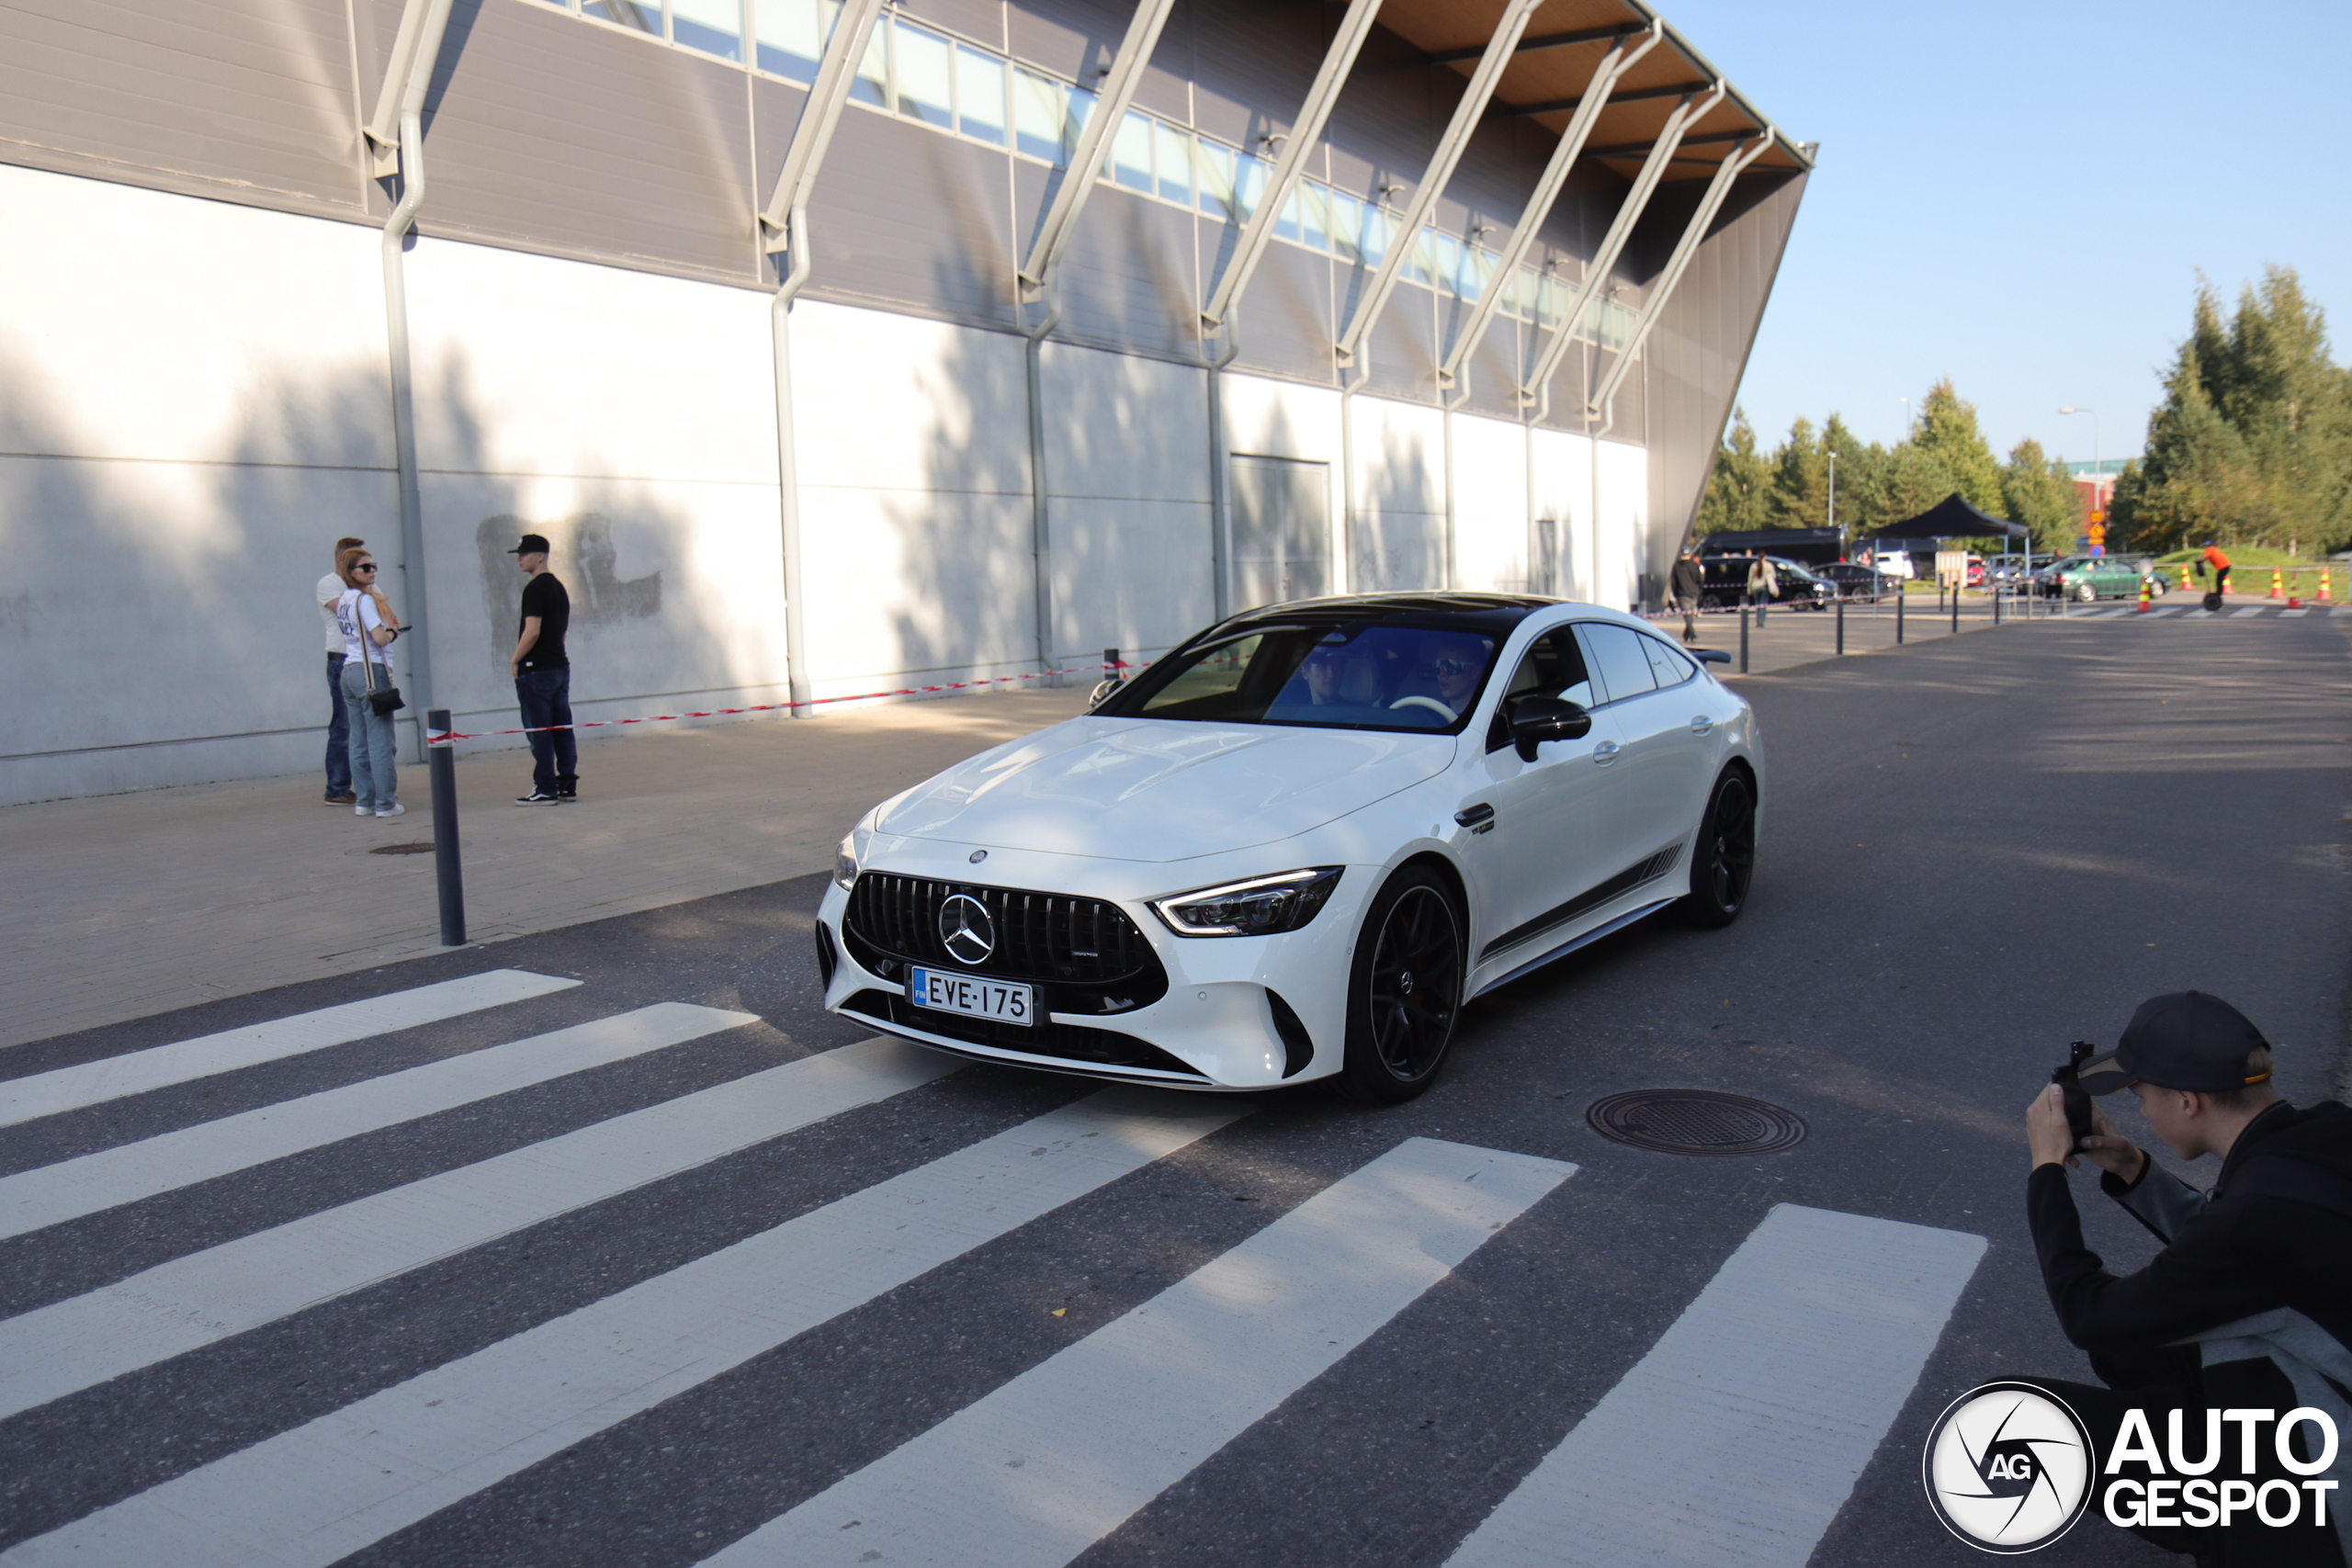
[1923,1382,2095,1553]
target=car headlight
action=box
[834,831,858,891]
[1149,867,1344,937]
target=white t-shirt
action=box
[334,589,390,667]
[318,572,346,653]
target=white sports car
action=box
[815,593,1760,1101]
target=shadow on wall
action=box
[1351,418,1443,593]
[0,340,778,802]
[473,511,663,671]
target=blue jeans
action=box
[324,653,351,795]
[516,666,576,794]
[338,658,399,811]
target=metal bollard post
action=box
[426,708,467,947]
[1896,586,1905,644]
[1993,588,2002,626]
[1738,603,1749,673]
[1951,588,1960,636]
[1836,594,1846,654]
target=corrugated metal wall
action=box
[0,0,1799,447]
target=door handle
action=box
[1592,740,1622,765]
[1690,716,1713,735]
[1453,803,1496,834]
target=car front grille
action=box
[843,873,1159,987]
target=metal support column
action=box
[1588,135,1771,426]
[1015,0,1181,677]
[1199,0,1385,615]
[364,0,460,733]
[758,0,891,716]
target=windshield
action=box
[1099,620,1503,733]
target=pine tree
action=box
[2000,438,2080,555]
[1695,407,1775,535]
[1769,416,1830,527]
[1910,379,2007,515]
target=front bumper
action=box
[813,840,1370,1091]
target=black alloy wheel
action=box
[1339,869,1464,1103]
[1675,769,1757,929]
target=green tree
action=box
[2000,437,2080,555]
[1695,407,1775,535]
[1820,413,1884,536]
[1910,378,2006,515]
[1769,416,1830,527]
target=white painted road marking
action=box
[1,1091,1245,1568]
[1444,1203,1984,1568]
[709,1137,1576,1568]
[0,1035,958,1419]
[0,1004,756,1241]
[2142,604,2183,617]
[0,970,578,1128]
[2280,608,2309,618]
[2232,605,2267,617]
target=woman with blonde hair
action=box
[333,547,403,818]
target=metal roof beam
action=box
[1588,135,1772,425]
[1519,81,1724,410]
[1498,80,1711,118]
[1336,0,1544,367]
[758,0,891,254]
[1584,128,1752,160]
[363,0,458,177]
[1438,21,1662,392]
[1203,0,1385,329]
[1019,0,1182,293]
[1425,21,1647,66]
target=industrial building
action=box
[0,0,1808,804]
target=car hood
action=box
[873,716,1455,863]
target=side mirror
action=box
[1088,677,1124,710]
[1508,695,1592,761]
[1692,649,1731,666]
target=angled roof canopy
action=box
[1874,494,2030,541]
[1375,0,1809,182]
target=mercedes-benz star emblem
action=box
[938,893,996,965]
[968,849,988,863]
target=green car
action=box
[2035,555,2157,603]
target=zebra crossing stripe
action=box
[2142,604,2184,617]
[0,1035,959,1420]
[0,970,579,1128]
[706,1137,1576,1568]
[1442,1204,1984,1568]
[2280,609,2309,618]
[2231,605,2266,617]
[0,1003,757,1241]
[1,1089,1246,1568]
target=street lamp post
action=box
[2060,405,2100,555]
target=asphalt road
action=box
[1,612,2345,1567]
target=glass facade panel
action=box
[1296,182,1329,252]
[1233,153,1270,221]
[1358,205,1390,268]
[1328,189,1363,264]
[1431,231,1461,297]
[1112,110,1154,191]
[955,45,1006,144]
[1063,85,1095,164]
[585,0,663,33]
[1273,186,1300,243]
[1014,68,1065,164]
[1195,140,1236,220]
[1154,120,1193,206]
[671,0,740,57]
[893,21,953,127]
[753,0,820,80]
[1406,226,1438,288]
[1536,271,1566,330]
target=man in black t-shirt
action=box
[507,532,577,805]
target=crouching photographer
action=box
[2020,992,2352,1565]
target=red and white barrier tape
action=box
[429,661,1131,744]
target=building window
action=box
[1153,120,1193,207]
[1111,110,1154,192]
[671,0,741,59]
[956,44,1007,145]
[753,0,821,81]
[585,0,662,36]
[893,21,953,127]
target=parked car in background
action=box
[1694,556,1832,611]
[2035,555,2149,602]
[1816,563,1899,602]
[1761,558,1836,610]
[1965,555,1986,587]
[1984,555,2055,592]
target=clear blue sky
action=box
[1667,0,2350,467]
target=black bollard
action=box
[1836,594,1845,654]
[1738,604,1749,673]
[426,708,467,947]
[1951,587,1960,635]
[1994,589,2002,626]
[1897,585,1905,644]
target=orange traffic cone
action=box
[2271,568,2283,599]
[2137,577,2153,613]
[2177,562,2193,591]
[2323,570,2334,603]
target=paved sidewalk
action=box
[0,690,1091,1051]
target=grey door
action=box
[1230,456,1331,610]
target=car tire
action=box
[2075,581,2098,604]
[1674,768,1757,930]
[1337,866,1464,1103]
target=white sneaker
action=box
[375,804,405,818]
[355,805,372,817]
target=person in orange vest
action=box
[2200,540,2232,595]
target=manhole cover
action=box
[368,841,436,856]
[1585,1089,1807,1156]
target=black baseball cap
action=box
[506,533,550,555]
[2076,992,2272,1096]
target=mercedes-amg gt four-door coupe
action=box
[815,593,1761,1101]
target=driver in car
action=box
[1431,638,1490,716]
[1300,645,1377,706]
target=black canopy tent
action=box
[1693,527,1843,564]
[1871,493,2028,542]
